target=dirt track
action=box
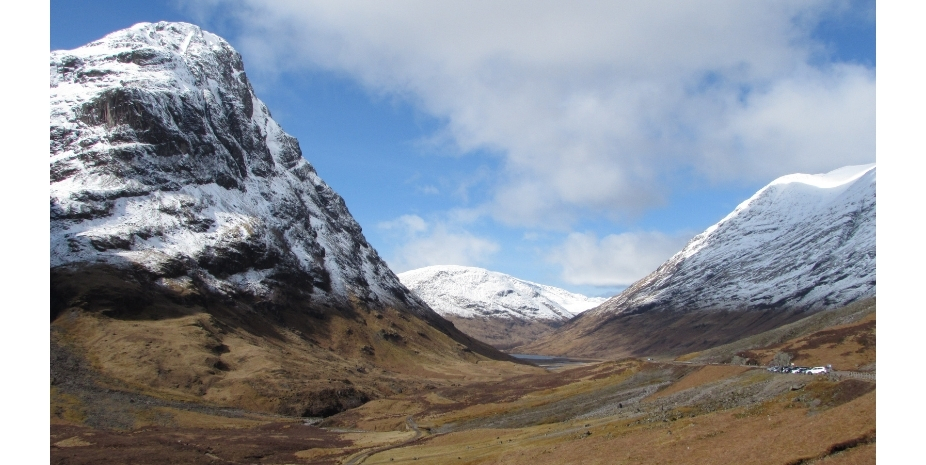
[344,416,423,465]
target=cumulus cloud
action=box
[376,214,499,272]
[694,65,876,180]
[548,231,693,287]
[189,0,874,227]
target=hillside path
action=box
[343,416,422,465]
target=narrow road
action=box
[657,359,874,380]
[343,416,423,465]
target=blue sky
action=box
[51,0,875,297]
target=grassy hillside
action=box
[678,298,875,369]
[51,264,536,427]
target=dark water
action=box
[509,353,593,369]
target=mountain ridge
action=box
[398,265,606,349]
[399,265,606,319]
[591,163,875,318]
[523,164,875,358]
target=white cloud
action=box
[416,185,439,195]
[376,214,499,272]
[548,231,693,286]
[688,64,876,181]
[191,0,874,227]
[377,214,428,236]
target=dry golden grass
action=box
[293,446,345,461]
[50,387,87,425]
[816,442,876,464]
[770,312,875,370]
[647,365,752,400]
[340,430,417,447]
[675,351,701,362]
[413,360,642,430]
[364,385,874,465]
[52,353,875,464]
[52,306,541,422]
[133,407,273,429]
[52,436,93,448]
[727,311,876,371]
[678,299,876,367]
[335,399,425,432]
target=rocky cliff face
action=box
[50,21,427,316]
[524,164,876,358]
[49,22,515,419]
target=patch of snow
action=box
[179,31,194,55]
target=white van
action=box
[808,366,828,374]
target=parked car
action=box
[772,365,830,374]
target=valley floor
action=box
[51,303,876,465]
[51,358,875,465]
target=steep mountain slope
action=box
[398,265,606,349]
[49,22,520,419]
[524,164,876,358]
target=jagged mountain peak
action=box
[49,21,428,314]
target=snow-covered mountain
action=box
[591,163,876,317]
[524,164,876,358]
[49,22,516,413]
[49,22,429,314]
[399,265,605,320]
[398,265,606,349]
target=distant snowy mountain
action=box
[399,265,606,320]
[524,164,876,358]
[398,265,606,349]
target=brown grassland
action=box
[51,300,875,464]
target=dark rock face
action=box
[49,22,426,315]
[296,388,372,418]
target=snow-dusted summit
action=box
[588,163,876,318]
[397,265,606,349]
[49,22,429,314]
[399,265,605,321]
[523,164,876,358]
